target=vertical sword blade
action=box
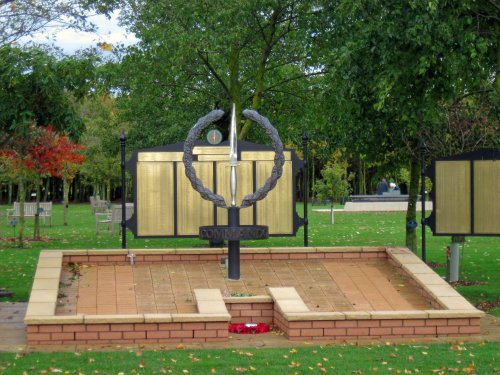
[229,103,238,206]
[229,103,237,164]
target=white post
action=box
[448,242,460,282]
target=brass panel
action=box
[138,152,183,162]
[198,154,234,162]
[435,161,471,234]
[193,146,230,155]
[241,151,291,161]
[136,162,174,236]
[255,160,293,234]
[215,161,254,225]
[177,162,214,235]
[474,161,500,234]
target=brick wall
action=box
[226,301,274,324]
[273,309,481,341]
[27,321,229,346]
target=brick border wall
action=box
[62,247,387,265]
[27,321,229,346]
[273,310,481,341]
[25,247,484,345]
[225,301,274,324]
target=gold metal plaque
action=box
[136,162,174,236]
[197,154,234,162]
[435,161,471,234]
[215,161,254,225]
[138,152,183,162]
[193,146,230,155]
[256,160,293,234]
[474,160,500,234]
[177,162,214,235]
[241,151,291,161]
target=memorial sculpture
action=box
[183,105,285,280]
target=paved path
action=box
[0,302,27,352]
[314,201,434,212]
[1,302,499,352]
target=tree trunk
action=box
[106,179,111,201]
[43,178,50,201]
[358,157,366,195]
[17,173,26,247]
[33,180,41,240]
[51,178,57,201]
[63,178,70,226]
[405,155,420,253]
[495,29,500,95]
[8,182,12,205]
[311,161,315,201]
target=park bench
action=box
[90,196,109,213]
[6,202,53,226]
[95,203,134,234]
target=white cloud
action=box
[22,12,138,54]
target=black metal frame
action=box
[125,140,305,239]
[426,148,500,237]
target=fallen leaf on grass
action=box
[462,363,476,374]
[239,351,253,357]
[138,360,146,368]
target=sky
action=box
[25,12,138,54]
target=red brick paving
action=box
[55,259,432,315]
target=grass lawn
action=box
[0,203,498,370]
[1,203,498,316]
[0,342,498,374]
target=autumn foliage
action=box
[0,125,84,179]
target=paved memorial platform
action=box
[24,247,485,346]
[55,259,431,316]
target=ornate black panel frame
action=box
[426,148,500,236]
[125,140,305,238]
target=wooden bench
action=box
[6,202,53,226]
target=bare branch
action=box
[264,70,325,93]
[196,50,230,97]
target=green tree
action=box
[78,95,122,201]
[85,0,325,148]
[324,0,499,253]
[313,161,352,224]
[0,45,92,245]
[313,162,352,202]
